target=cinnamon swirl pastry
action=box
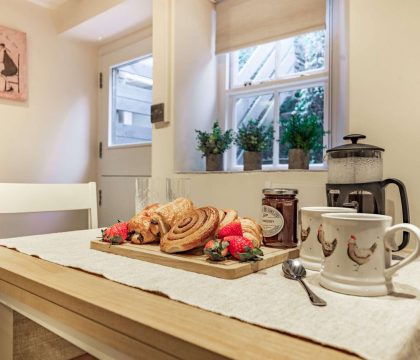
[128,203,160,244]
[239,217,263,247]
[152,198,194,235]
[160,207,219,253]
[217,209,238,229]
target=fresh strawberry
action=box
[225,235,263,262]
[101,221,129,245]
[204,239,229,261]
[217,221,243,238]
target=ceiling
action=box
[63,0,152,43]
[27,0,152,43]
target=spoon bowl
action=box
[282,259,306,279]
[282,259,327,306]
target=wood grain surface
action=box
[0,246,359,360]
[90,240,299,279]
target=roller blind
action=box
[216,0,326,54]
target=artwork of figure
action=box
[0,26,27,101]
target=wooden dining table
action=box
[0,244,359,360]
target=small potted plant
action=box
[235,119,274,171]
[195,122,234,171]
[280,112,326,169]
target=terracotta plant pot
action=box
[288,149,309,169]
[206,154,223,171]
[243,151,262,171]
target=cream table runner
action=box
[1,229,420,360]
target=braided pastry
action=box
[217,209,238,229]
[239,217,263,247]
[128,203,160,244]
[160,207,219,253]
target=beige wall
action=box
[348,0,420,227]
[180,171,328,220]
[0,0,98,237]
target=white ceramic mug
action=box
[299,207,357,271]
[320,213,420,296]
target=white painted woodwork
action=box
[0,182,98,229]
[99,176,139,227]
[98,35,152,226]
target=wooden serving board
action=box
[90,240,299,279]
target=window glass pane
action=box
[235,93,274,165]
[232,42,276,88]
[277,30,326,77]
[110,56,153,146]
[279,86,325,165]
[230,30,325,88]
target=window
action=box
[224,30,329,169]
[109,56,153,146]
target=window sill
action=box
[107,142,151,150]
[176,168,327,175]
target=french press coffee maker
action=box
[325,134,410,250]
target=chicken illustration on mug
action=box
[347,235,377,266]
[300,226,310,241]
[317,224,337,257]
[317,225,378,266]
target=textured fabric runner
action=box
[1,229,420,360]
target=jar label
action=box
[261,205,284,237]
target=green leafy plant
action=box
[235,119,274,152]
[195,122,234,157]
[280,112,326,153]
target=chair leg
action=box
[0,303,13,360]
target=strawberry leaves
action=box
[237,246,264,262]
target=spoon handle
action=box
[298,279,327,306]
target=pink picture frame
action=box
[0,25,27,101]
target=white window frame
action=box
[218,0,347,171]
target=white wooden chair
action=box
[0,182,98,359]
[0,182,98,229]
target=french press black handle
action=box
[381,178,410,251]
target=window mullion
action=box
[323,79,330,161]
[273,91,280,166]
[227,95,237,170]
[227,71,329,97]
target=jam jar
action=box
[261,188,298,248]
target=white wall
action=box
[348,0,420,227]
[172,0,217,172]
[152,0,174,178]
[0,0,98,237]
[152,0,216,176]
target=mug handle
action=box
[383,223,420,278]
[381,178,410,250]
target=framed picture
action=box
[0,26,27,101]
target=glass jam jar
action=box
[261,188,298,249]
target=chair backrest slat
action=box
[0,182,98,229]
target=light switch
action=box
[151,103,165,123]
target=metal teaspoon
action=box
[282,259,327,307]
